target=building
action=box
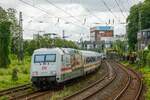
[33,33,61,40]
[77,41,104,52]
[33,34,41,40]
[89,26,114,49]
[137,28,150,50]
[43,33,61,39]
[90,26,114,42]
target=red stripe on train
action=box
[61,67,72,71]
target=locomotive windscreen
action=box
[34,54,56,63]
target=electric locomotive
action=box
[30,48,101,89]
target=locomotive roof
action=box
[33,48,101,56]
[80,50,101,57]
[33,47,77,54]
[33,48,63,54]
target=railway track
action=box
[0,61,143,100]
[63,61,117,100]
[63,60,143,100]
[0,83,52,100]
[0,83,31,97]
[12,90,52,100]
[0,63,107,100]
[113,62,143,100]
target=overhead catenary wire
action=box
[19,0,89,30]
[118,0,130,13]
[84,7,109,25]
[46,0,90,28]
[101,0,118,20]
[100,0,128,25]
[114,0,126,18]
[19,0,91,41]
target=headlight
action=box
[32,71,38,76]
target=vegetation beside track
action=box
[121,61,150,99]
[51,66,106,100]
[0,55,30,90]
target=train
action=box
[30,48,102,89]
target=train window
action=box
[34,55,45,63]
[62,55,70,66]
[86,57,89,63]
[45,54,56,62]
[93,57,95,62]
[85,57,97,63]
[97,56,101,60]
[66,55,70,65]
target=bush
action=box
[146,52,150,66]
[0,68,12,75]
[20,66,29,74]
[0,96,9,100]
[137,50,149,66]
[12,68,18,81]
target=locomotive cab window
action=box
[45,54,56,62]
[34,55,45,63]
[34,54,56,63]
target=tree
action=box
[23,36,79,55]
[140,0,150,29]
[127,0,150,51]
[0,21,12,67]
[0,7,19,67]
[127,4,140,51]
[112,40,126,55]
[0,7,12,67]
[7,8,20,55]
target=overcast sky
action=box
[0,0,142,41]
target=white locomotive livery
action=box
[30,48,102,88]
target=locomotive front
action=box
[30,48,62,89]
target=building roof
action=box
[96,26,113,31]
[90,26,113,31]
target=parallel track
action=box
[0,61,143,100]
[0,83,31,97]
[0,83,51,100]
[63,61,116,100]
[63,61,143,100]
[114,62,143,100]
[13,90,51,100]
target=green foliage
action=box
[24,36,79,55]
[0,21,12,68]
[146,52,150,66]
[140,0,150,29]
[137,50,149,66]
[127,0,150,51]
[12,68,18,81]
[0,56,30,90]
[122,62,150,100]
[112,40,127,56]
[0,7,8,22]
[127,4,140,51]
[7,8,20,55]
[0,7,19,68]
[148,44,150,50]
[0,96,9,100]
[51,67,105,100]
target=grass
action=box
[121,61,150,100]
[51,66,106,100]
[0,55,31,90]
